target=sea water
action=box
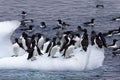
[0,0,120,79]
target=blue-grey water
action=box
[0,0,120,80]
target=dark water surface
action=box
[0,0,120,80]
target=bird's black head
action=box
[41,22,46,26]
[57,19,62,23]
[70,40,76,45]
[91,30,96,34]
[77,26,82,30]
[21,11,26,14]
[45,38,50,42]
[91,18,95,22]
[113,39,118,42]
[29,25,33,29]
[75,33,80,37]
[31,19,34,23]
[31,34,35,40]
[53,37,57,41]
[37,33,41,38]
[118,27,120,32]
[22,32,28,38]
[57,42,61,46]
[83,29,87,33]
[15,38,18,43]
[98,32,103,36]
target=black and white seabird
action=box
[96,4,104,8]
[27,35,38,61]
[113,46,120,51]
[60,34,70,52]
[33,45,43,56]
[53,19,70,30]
[112,17,120,21]
[62,39,76,58]
[112,27,120,36]
[73,34,81,49]
[103,27,120,37]
[95,35,103,48]
[40,22,47,28]
[48,42,60,58]
[20,25,33,32]
[47,37,57,56]
[21,11,27,19]
[108,39,118,48]
[77,26,84,32]
[103,31,114,37]
[81,29,89,51]
[21,32,29,50]
[84,18,95,26]
[112,51,120,56]
[27,47,34,60]
[42,38,52,53]
[20,19,33,27]
[98,32,107,47]
[91,31,96,46]
[12,38,20,57]
[37,33,45,50]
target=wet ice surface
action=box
[0,0,120,80]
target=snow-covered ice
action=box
[0,21,21,57]
[0,21,105,71]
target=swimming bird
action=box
[112,51,120,56]
[57,19,70,29]
[107,39,118,48]
[21,19,33,23]
[112,27,120,36]
[103,31,114,37]
[112,46,120,51]
[84,18,95,26]
[112,17,120,21]
[96,4,104,8]
[103,27,120,37]
[21,11,27,19]
[62,22,70,27]
[20,19,33,27]
[52,19,63,30]
[40,22,46,28]
[20,25,33,32]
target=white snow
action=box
[0,21,105,71]
[0,20,21,57]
